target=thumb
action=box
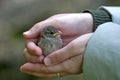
[44,33,93,66]
[44,43,78,66]
[23,20,52,39]
[23,23,42,39]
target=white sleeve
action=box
[83,22,120,80]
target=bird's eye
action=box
[50,31,54,34]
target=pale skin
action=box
[20,13,93,77]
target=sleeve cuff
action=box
[83,9,112,31]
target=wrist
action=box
[80,13,94,32]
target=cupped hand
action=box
[20,33,93,77]
[23,13,93,62]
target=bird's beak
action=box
[53,31,62,36]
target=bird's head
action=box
[41,26,62,38]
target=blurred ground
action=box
[0,0,119,80]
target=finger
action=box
[23,20,53,39]
[21,71,68,78]
[25,39,38,44]
[23,71,56,78]
[20,62,64,74]
[23,48,44,63]
[26,41,42,56]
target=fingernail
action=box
[39,55,44,63]
[44,57,51,66]
[20,66,27,72]
[23,31,30,35]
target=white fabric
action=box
[83,22,120,80]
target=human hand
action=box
[20,33,93,77]
[23,13,93,62]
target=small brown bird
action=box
[38,26,63,56]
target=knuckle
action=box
[33,22,41,28]
[30,22,41,33]
[48,53,62,64]
[30,48,36,53]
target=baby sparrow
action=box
[38,26,63,56]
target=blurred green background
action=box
[0,0,119,80]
